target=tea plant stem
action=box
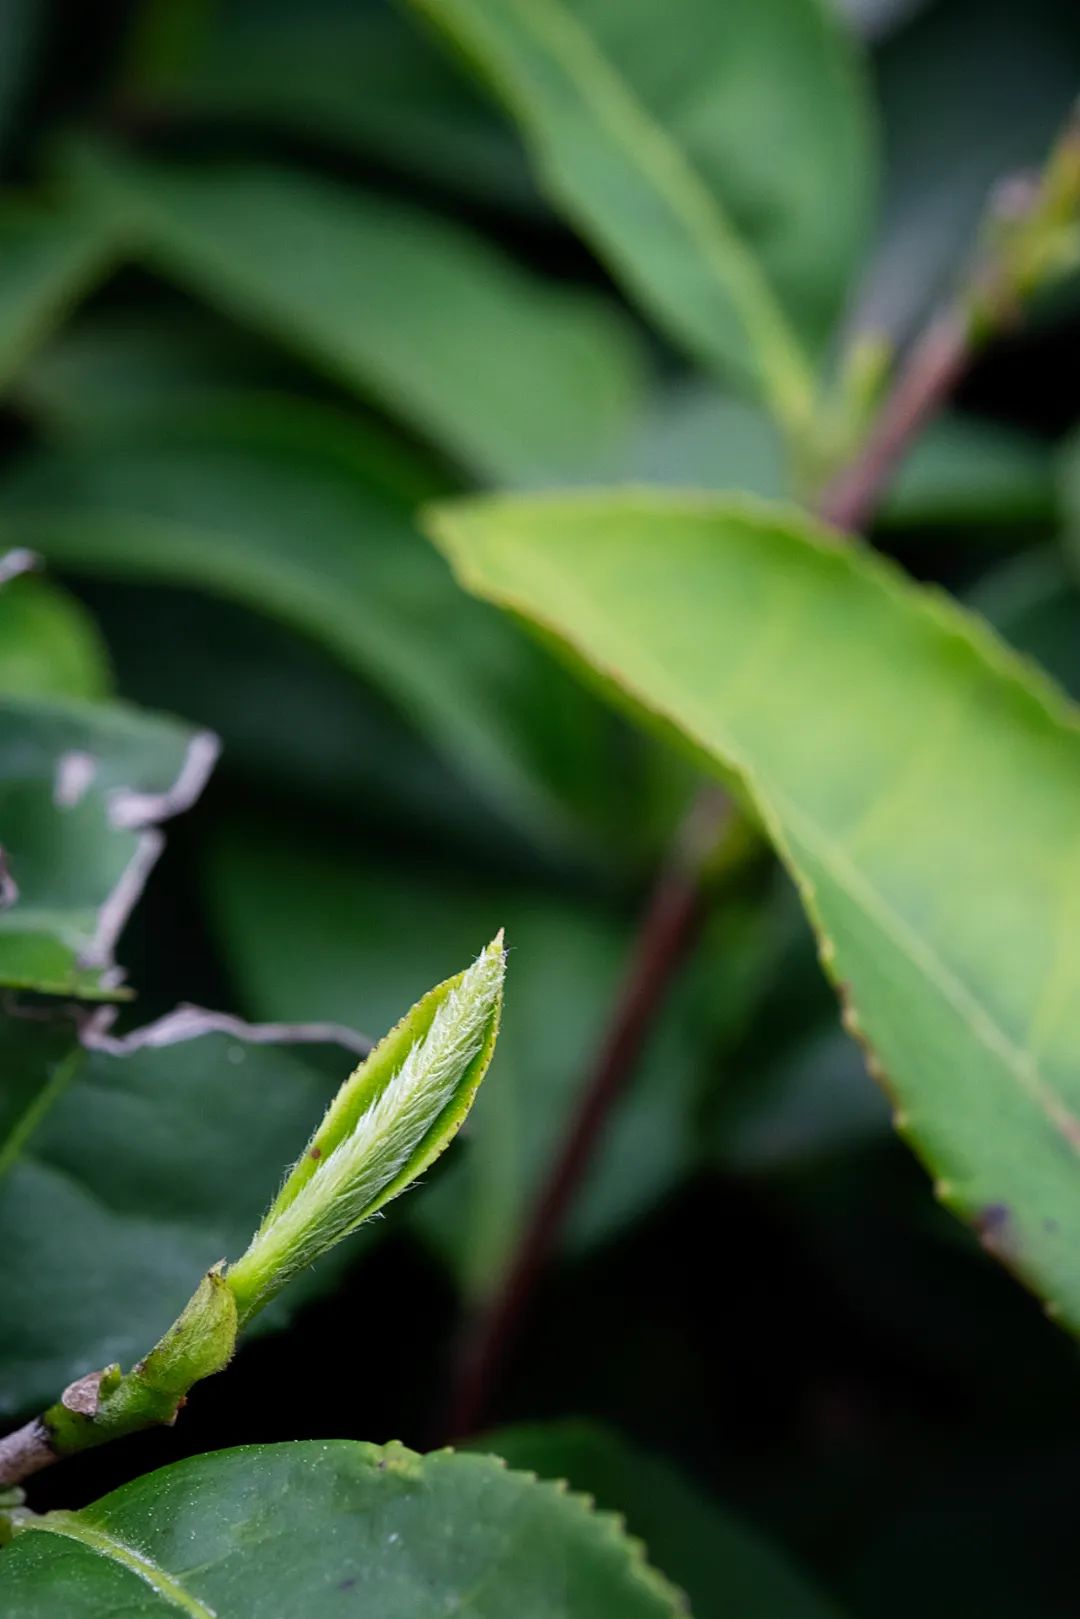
[822,104,1080,530]
[0,1422,55,1490]
[441,339,964,1444]
[445,788,729,1439]
[818,309,969,532]
[444,110,1080,1440]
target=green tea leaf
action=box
[428,489,1080,1329]
[0,1014,362,1417]
[484,1421,846,1619]
[72,581,506,849]
[0,392,632,854]
[0,693,215,996]
[407,0,874,428]
[206,827,746,1297]
[720,553,1080,1176]
[884,415,1057,530]
[226,935,504,1322]
[0,202,118,391]
[126,0,536,212]
[13,307,296,440]
[0,1441,684,1615]
[64,145,643,482]
[0,570,110,701]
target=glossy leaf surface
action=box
[0,1018,356,1417]
[0,1441,683,1616]
[430,490,1080,1328]
[0,573,110,702]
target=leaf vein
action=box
[20,1514,217,1618]
[477,0,815,426]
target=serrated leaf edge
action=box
[426,486,1080,1329]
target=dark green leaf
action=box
[80,580,495,842]
[0,1441,683,1615]
[882,415,1056,529]
[0,202,118,391]
[13,308,296,441]
[836,0,920,41]
[407,0,874,427]
[126,0,536,212]
[0,1014,361,1417]
[0,693,215,996]
[0,392,630,854]
[586,382,787,499]
[0,572,111,701]
[429,489,1080,1329]
[64,146,644,482]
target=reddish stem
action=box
[819,311,971,533]
[442,138,1072,1437]
[444,307,973,1441]
[445,790,729,1438]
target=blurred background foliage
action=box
[2,1,1080,1614]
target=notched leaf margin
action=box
[426,487,1080,1331]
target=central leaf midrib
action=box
[469,534,1080,1164]
[18,1515,216,1618]
[446,0,815,427]
[776,788,1080,1153]
[678,667,1080,1153]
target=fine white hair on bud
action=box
[226,934,505,1323]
